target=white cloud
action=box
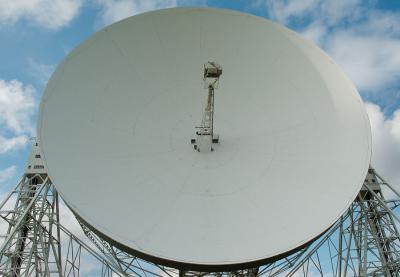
[0,166,16,184]
[0,80,35,134]
[366,103,400,193]
[301,21,326,45]
[28,58,55,87]
[0,135,28,154]
[264,0,362,26]
[256,0,400,96]
[264,0,318,25]
[95,0,177,27]
[357,11,400,36]
[324,17,400,92]
[0,79,36,153]
[316,0,362,25]
[0,0,82,30]
[261,1,400,196]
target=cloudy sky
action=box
[2,0,400,193]
[0,0,400,275]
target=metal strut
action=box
[191,62,222,152]
[0,140,128,276]
[285,167,400,276]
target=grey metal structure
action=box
[0,140,399,276]
[191,62,222,152]
[283,168,400,276]
[0,141,127,276]
[0,140,60,276]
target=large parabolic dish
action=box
[38,8,371,270]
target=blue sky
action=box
[0,0,400,275]
[1,0,400,203]
[2,0,400,192]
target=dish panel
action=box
[38,8,371,269]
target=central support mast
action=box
[191,61,222,152]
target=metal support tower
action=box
[283,167,400,276]
[191,62,222,152]
[0,140,127,276]
[0,139,62,276]
[1,140,400,276]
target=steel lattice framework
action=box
[0,143,399,276]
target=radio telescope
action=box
[1,7,399,277]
